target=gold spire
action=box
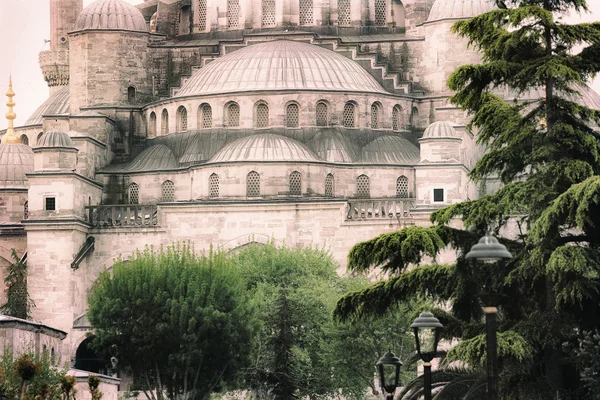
[2,76,19,144]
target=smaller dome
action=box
[308,129,359,163]
[0,144,34,189]
[73,0,148,33]
[209,134,321,163]
[427,0,497,23]
[422,121,458,138]
[361,136,420,165]
[36,131,75,148]
[127,145,178,172]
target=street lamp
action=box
[376,351,402,400]
[465,232,513,400]
[411,311,443,400]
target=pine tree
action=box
[0,250,34,320]
[334,1,600,398]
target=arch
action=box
[37,132,44,145]
[409,106,418,127]
[161,180,175,202]
[161,109,169,134]
[227,0,241,28]
[199,103,212,129]
[316,101,329,126]
[127,86,136,103]
[396,175,409,198]
[343,102,357,128]
[74,336,108,374]
[325,173,334,197]
[299,0,313,25]
[262,0,276,26]
[19,134,29,146]
[128,182,139,204]
[149,112,157,137]
[289,171,301,196]
[375,0,387,26]
[338,0,351,25]
[286,103,300,128]
[23,201,28,219]
[225,102,240,127]
[176,106,188,132]
[392,105,403,131]
[255,102,269,128]
[178,5,192,35]
[392,0,405,31]
[356,174,370,198]
[246,171,260,197]
[209,173,219,198]
[371,102,382,129]
[197,0,208,31]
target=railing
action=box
[346,198,415,221]
[86,205,158,228]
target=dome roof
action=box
[422,121,459,138]
[361,135,420,165]
[126,145,178,172]
[36,131,75,148]
[25,86,70,126]
[176,40,388,97]
[308,129,359,163]
[427,0,497,23]
[209,134,321,163]
[73,0,148,33]
[0,144,34,189]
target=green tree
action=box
[1,250,35,319]
[334,1,600,398]
[87,244,256,400]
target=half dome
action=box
[127,144,178,172]
[36,131,75,148]
[427,0,497,23]
[209,134,321,163]
[25,86,70,126]
[176,40,388,97]
[422,121,459,138]
[0,144,34,189]
[73,0,148,33]
[308,129,359,163]
[361,135,420,165]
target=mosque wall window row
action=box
[246,171,261,197]
[161,180,175,202]
[24,201,28,219]
[161,109,169,134]
[226,102,240,127]
[37,132,44,145]
[396,175,409,198]
[371,102,382,129]
[128,183,140,204]
[374,0,387,26]
[286,103,300,128]
[299,0,313,25]
[197,0,208,31]
[209,173,219,198]
[289,171,302,195]
[325,173,334,197]
[20,134,29,146]
[343,102,357,128]
[338,0,351,25]
[262,0,276,26]
[255,103,270,128]
[356,174,370,198]
[392,105,402,131]
[227,0,241,28]
[200,104,212,129]
[316,101,329,126]
[149,112,157,137]
[176,106,188,132]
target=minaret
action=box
[39,0,83,93]
[2,76,19,144]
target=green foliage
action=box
[88,376,103,400]
[446,330,534,366]
[87,244,255,400]
[1,249,35,320]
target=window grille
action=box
[201,104,212,129]
[227,0,241,28]
[375,0,386,26]
[338,0,351,25]
[227,103,240,127]
[161,109,169,134]
[356,175,370,198]
[392,106,401,131]
[299,0,313,25]
[128,183,139,204]
[325,174,334,197]
[149,112,157,137]
[45,197,56,211]
[20,135,28,146]
[286,104,299,128]
[162,180,175,202]
[198,0,207,30]
[256,103,269,128]
[433,188,444,202]
[289,171,301,195]
[24,201,28,219]
[371,103,380,129]
[209,173,219,198]
[396,176,409,198]
[316,102,328,126]
[177,107,188,132]
[262,0,276,26]
[247,171,260,197]
[343,103,355,128]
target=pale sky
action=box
[0,0,599,130]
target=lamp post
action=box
[465,233,513,400]
[376,351,402,400]
[410,311,443,400]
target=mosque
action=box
[0,0,599,382]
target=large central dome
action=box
[176,40,388,97]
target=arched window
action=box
[375,0,387,26]
[37,132,44,145]
[197,0,208,31]
[396,175,409,198]
[286,103,299,128]
[392,105,402,131]
[371,102,382,129]
[149,112,157,137]
[247,171,260,197]
[325,174,334,197]
[176,106,188,132]
[227,0,241,28]
[23,201,28,219]
[409,106,418,127]
[338,0,351,25]
[199,104,212,129]
[178,5,192,35]
[128,183,139,204]
[262,0,276,26]
[209,173,219,198]
[161,109,169,134]
[162,180,175,202]
[392,0,405,30]
[299,0,313,25]
[356,175,370,198]
[255,103,269,128]
[316,102,328,126]
[226,102,240,127]
[289,171,301,195]
[75,337,107,375]
[128,86,136,103]
[343,102,356,128]
[19,134,29,146]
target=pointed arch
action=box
[176,106,188,132]
[161,109,169,134]
[149,111,157,137]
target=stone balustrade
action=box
[85,205,158,227]
[346,198,414,220]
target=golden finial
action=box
[2,76,19,144]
